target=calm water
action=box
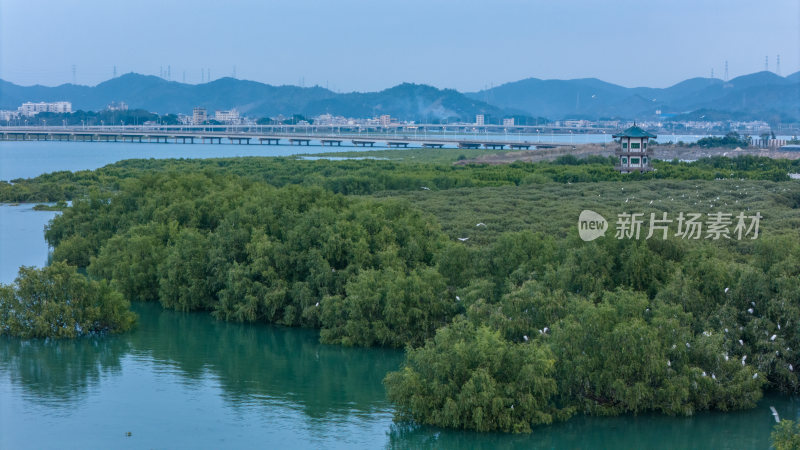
[0,136,712,180]
[1,142,798,448]
[0,140,363,181]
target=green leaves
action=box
[0,262,136,338]
[772,420,800,450]
[385,318,562,433]
[320,267,453,348]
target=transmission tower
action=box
[724,60,729,81]
[776,54,781,75]
[71,65,76,84]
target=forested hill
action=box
[467,71,800,121]
[0,75,504,122]
[3,70,798,122]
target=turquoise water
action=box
[1,142,798,448]
[0,140,362,181]
[0,136,711,180]
[0,204,58,283]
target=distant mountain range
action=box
[1,71,798,122]
[467,71,800,122]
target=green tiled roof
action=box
[612,125,657,139]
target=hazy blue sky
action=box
[1,0,798,91]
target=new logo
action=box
[578,210,608,241]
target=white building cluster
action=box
[214,109,240,124]
[18,101,72,117]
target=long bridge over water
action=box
[0,126,572,150]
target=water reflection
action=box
[0,302,402,420]
[0,335,130,406]
[386,395,800,449]
[128,303,403,419]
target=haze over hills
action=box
[468,71,800,122]
[1,71,798,122]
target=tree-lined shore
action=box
[2,153,800,437]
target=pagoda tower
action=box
[613,125,656,173]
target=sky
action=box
[1,0,798,92]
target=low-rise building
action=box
[107,101,128,111]
[214,109,240,124]
[0,110,20,121]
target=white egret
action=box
[771,406,780,423]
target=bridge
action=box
[0,126,570,150]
